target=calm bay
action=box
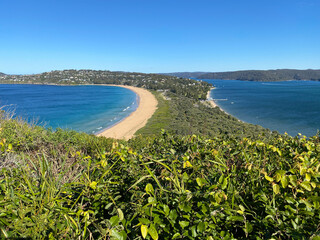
[0,84,138,134]
[204,79,320,137]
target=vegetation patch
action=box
[0,115,320,239]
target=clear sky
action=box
[1,0,319,74]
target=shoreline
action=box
[206,87,218,108]
[207,87,245,123]
[0,82,158,139]
[96,85,158,140]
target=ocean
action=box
[204,79,320,137]
[0,84,138,134]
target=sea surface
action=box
[0,84,138,134]
[204,79,320,137]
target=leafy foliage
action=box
[0,115,320,239]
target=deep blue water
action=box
[204,80,320,137]
[0,84,138,134]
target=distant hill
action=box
[0,72,5,76]
[163,69,320,81]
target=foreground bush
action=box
[0,119,320,239]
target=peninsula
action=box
[0,69,318,239]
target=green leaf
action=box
[289,175,298,187]
[281,175,289,188]
[141,225,148,239]
[183,161,192,168]
[169,210,178,221]
[111,230,127,240]
[197,222,206,233]
[170,149,176,155]
[7,144,12,151]
[221,178,228,190]
[117,208,124,221]
[163,205,170,215]
[196,177,203,187]
[215,192,222,204]
[227,216,244,222]
[172,233,181,239]
[275,170,286,182]
[145,183,154,195]
[139,218,150,225]
[219,175,224,184]
[273,184,280,194]
[191,225,197,237]
[89,181,97,190]
[300,181,312,191]
[306,173,312,182]
[110,216,120,227]
[245,222,253,234]
[148,224,158,240]
[265,175,274,182]
[239,204,245,212]
[179,221,189,229]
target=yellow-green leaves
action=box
[289,175,298,187]
[306,173,312,182]
[219,175,228,190]
[148,224,158,240]
[179,221,189,229]
[196,177,207,187]
[183,160,193,168]
[273,183,280,194]
[141,225,148,239]
[281,175,289,188]
[300,181,312,191]
[89,181,97,190]
[145,183,154,195]
[265,175,274,182]
[237,205,245,215]
[117,208,124,221]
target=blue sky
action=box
[1,0,319,74]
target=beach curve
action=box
[97,85,157,140]
[206,87,218,108]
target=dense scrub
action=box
[0,116,320,239]
[136,91,271,139]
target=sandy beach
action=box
[97,85,157,140]
[206,87,218,108]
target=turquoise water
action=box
[0,84,138,134]
[204,80,320,137]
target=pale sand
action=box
[206,87,243,122]
[206,87,217,108]
[97,85,157,140]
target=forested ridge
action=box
[164,69,320,81]
[0,69,319,239]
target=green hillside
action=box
[164,69,320,82]
[0,70,319,239]
[0,114,320,239]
